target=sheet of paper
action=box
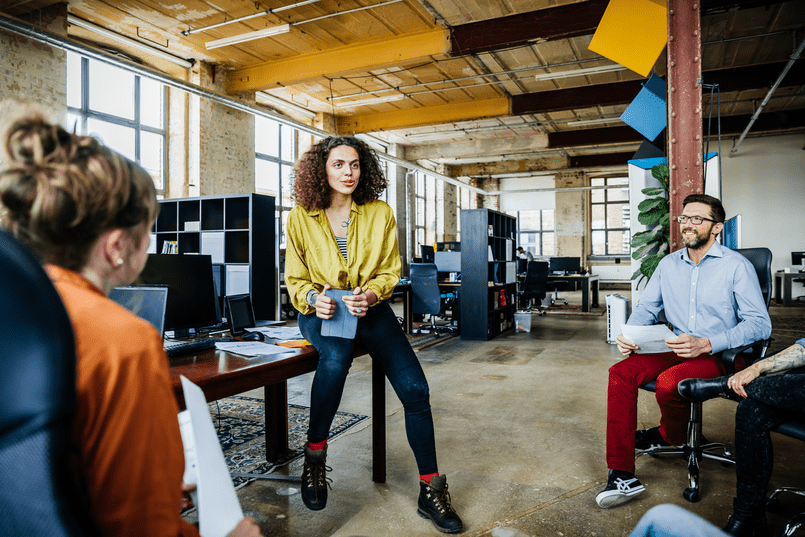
[180,376,243,537]
[621,324,678,354]
[321,289,358,339]
[256,326,304,340]
[215,341,296,357]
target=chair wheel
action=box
[683,488,700,502]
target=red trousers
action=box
[606,351,726,473]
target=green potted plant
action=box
[630,164,670,288]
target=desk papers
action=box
[215,341,296,357]
[621,324,677,354]
[180,376,243,537]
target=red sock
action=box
[308,439,327,451]
[420,472,438,484]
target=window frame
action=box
[590,176,631,258]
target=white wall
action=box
[499,176,556,212]
[721,134,805,296]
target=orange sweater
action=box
[47,265,199,537]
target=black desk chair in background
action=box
[639,247,773,503]
[410,263,456,337]
[0,229,97,536]
[792,251,805,301]
[518,261,548,315]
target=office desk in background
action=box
[394,281,461,335]
[169,343,387,483]
[547,273,600,312]
[774,270,805,307]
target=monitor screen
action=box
[139,254,220,334]
[109,285,168,334]
[434,251,461,273]
[226,294,255,336]
[421,244,435,263]
[549,256,581,275]
[793,252,805,266]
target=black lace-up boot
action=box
[417,474,464,533]
[301,444,331,511]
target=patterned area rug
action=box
[541,304,605,316]
[208,396,368,488]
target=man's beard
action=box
[681,226,712,249]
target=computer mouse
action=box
[241,331,264,342]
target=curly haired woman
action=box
[285,136,463,534]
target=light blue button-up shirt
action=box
[627,242,772,354]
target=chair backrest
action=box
[410,263,442,316]
[734,247,773,309]
[0,229,94,536]
[521,261,548,300]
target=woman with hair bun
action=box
[0,106,261,537]
[285,136,463,534]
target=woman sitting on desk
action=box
[285,136,463,534]
[0,107,260,537]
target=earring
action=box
[117,258,124,265]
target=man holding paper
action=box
[596,194,771,509]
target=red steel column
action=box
[667,0,703,252]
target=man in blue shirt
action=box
[596,194,772,509]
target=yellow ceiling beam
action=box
[226,29,448,93]
[336,97,510,134]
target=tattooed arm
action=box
[729,343,805,398]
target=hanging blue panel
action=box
[621,72,667,142]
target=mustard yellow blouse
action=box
[285,199,401,316]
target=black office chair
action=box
[547,258,571,306]
[0,229,97,535]
[410,263,456,337]
[791,252,805,301]
[639,247,773,503]
[518,261,548,315]
[766,418,805,537]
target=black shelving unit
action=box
[459,209,517,340]
[152,193,276,320]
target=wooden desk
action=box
[547,273,600,312]
[774,271,805,306]
[394,281,460,334]
[169,344,387,483]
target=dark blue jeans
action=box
[298,301,438,475]
[734,366,805,515]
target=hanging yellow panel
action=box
[588,0,667,77]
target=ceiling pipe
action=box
[0,13,485,195]
[181,0,321,36]
[729,34,805,156]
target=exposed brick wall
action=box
[555,171,585,258]
[188,62,255,197]
[0,6,67,122]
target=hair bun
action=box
[3,113,74,169]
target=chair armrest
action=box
[721,339,771,376]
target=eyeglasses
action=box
[677,215,720,225]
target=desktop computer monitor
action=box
[421,244,435,263]
[109,285,169,334]
[434,251,461,273]
[792,252,805,266]
[549,256,581,275]
[139,254,221,335]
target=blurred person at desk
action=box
[516,246,533,261]
[0,106,261,537]
[285,136,464,534]
[596,194,771,510]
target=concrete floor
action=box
[227,290,805,537]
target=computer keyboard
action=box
[164,336,234,357]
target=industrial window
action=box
[255,117,297,249]
[66,52,166,195]
[516,210,555,257]
[591,177,630,256]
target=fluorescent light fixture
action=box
[205,24,290,50]
[335,94,405,109]
[67,15,193,68]
[257,91,316,119]
[566,117,623,127]
[534,64,626,81]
